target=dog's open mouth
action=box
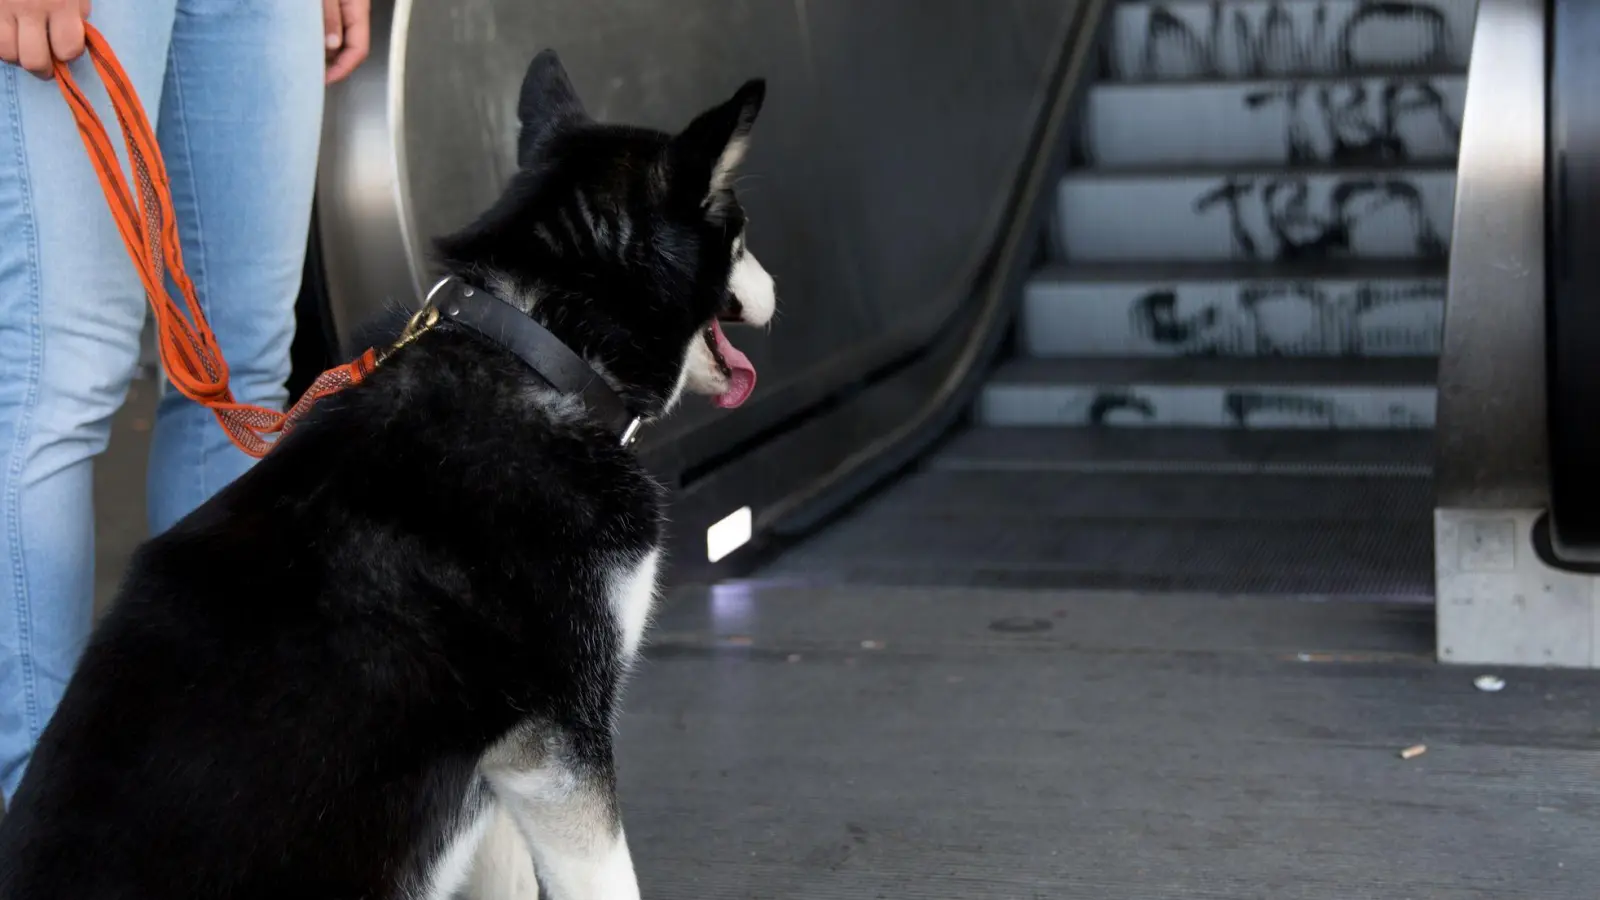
[704,320,756,409]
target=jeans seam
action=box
[163,51,211,502]
[3,66,48,744]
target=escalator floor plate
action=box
[934,426,1436,474]
[759,429,1435,598]
[618,584,1600,899]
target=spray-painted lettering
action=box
[1194,175,1448,261]
[1131,280,1444,356]
[1224,391,1431,427]
[1243,78,1460,163]
[1123,0,1460,79]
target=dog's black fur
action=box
[0,50,767,900]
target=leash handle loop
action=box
[53,25,374,459]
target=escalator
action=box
[299,0,1469,594]
[752,0,1467,596]
[298,1,1600,896]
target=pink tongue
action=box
[710,320,756,409]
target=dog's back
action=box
[0,360,647,896]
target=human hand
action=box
[323,0,369,85]
[0,0,91,79]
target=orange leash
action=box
[53,24,377,459]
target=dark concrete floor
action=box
[624,582,1600,899]
[92,375,155,616]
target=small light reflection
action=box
[709,581,755,630]
[706,506,753,562]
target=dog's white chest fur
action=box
[607,548,661,660]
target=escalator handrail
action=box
[751,0,1112,534]
[1545,0,1600,561]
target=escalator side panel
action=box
[1434,0,1547,509]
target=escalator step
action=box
[1104,0,1477,81]
[1054,164,1456,263]
[1080,72,1465,167]
[1020,260,1446,357]
[977,357,1436,429]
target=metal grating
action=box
[758,428,1435,598]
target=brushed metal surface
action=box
[1435,0,1548,508]
[316,0,424,351]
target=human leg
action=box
[145,0,322,533]
[0,1,180,800]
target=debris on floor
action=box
[1474,674,1506,693]
[860,640,885,650]
[1399,744,1427,760]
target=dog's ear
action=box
[665,79,766,217]
[518,49,588,168]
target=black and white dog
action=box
[0,50,773,900]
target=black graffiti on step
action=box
[1135,0,1453,78]
[1225,392,1344,426]
[1225,391,1427,427]
[1194,176,1447,261]
[1244,79,1460,164]
[1134,290,1217,346]
[1089,392,1157,425]
[1341,1,1453,70]
[1132,280,1444,355]
[1086,390,1427,427]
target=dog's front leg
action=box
[463,802,543,900]
[481,726,639,900]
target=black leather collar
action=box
[425,277,642,445]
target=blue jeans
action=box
[0,0,323,799]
